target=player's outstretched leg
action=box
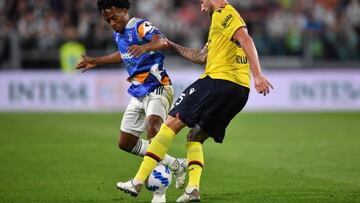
[176,142,203,202]
[121,134,187,189]
[118,124,176,197]
[147,114,188,189]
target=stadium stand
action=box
[0,0,359,69]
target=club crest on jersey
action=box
[127,32,133,42]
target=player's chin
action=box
[112,27,120,32]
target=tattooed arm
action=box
[167,40,208,65]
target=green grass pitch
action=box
[0,112,359,202]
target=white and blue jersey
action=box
[114,17,171,97]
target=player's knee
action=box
[187,133,201,142]
[187,125,209,143]
[146,126,158,139]
[146,115,163,139]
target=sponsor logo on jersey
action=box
[222,14,233,29]
[121,52,133,60]
[189,88,196,95]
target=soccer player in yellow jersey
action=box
[117,0,273,202]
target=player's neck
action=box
[124,16,130,26]
[120,17,131,34]
[212,0,228,10]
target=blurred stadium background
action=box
[0,0,359,202]
[1,0,360,69]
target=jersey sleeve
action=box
[213,8,246,40]
[137,20,164,41]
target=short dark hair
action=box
[97,0,131,13]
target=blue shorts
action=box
[169,76,249,143]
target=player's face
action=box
[102,6,129,33]
[200,0,213,15]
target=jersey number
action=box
[174,93,186,106]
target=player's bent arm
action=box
[144,34,168,51]
[166,40,207,65]
[128,34,167,57]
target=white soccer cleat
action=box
[172,158,187,189]
[176,187,200,202]
[116,179,142,197]
[151,192,166,203]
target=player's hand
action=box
[254,75,273,96]
[75,53,98,73]
[128,45,147,57]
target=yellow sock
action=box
[134,124,176,183]
[187,142,204,188]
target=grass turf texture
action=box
[0,112,359,202]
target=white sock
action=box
[161,155,180,171]
[131,139,149,156]
[130,138,180,171]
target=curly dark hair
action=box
[97,0,131,13]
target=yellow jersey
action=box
[200,4,250,88]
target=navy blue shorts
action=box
[169,76,249,143]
